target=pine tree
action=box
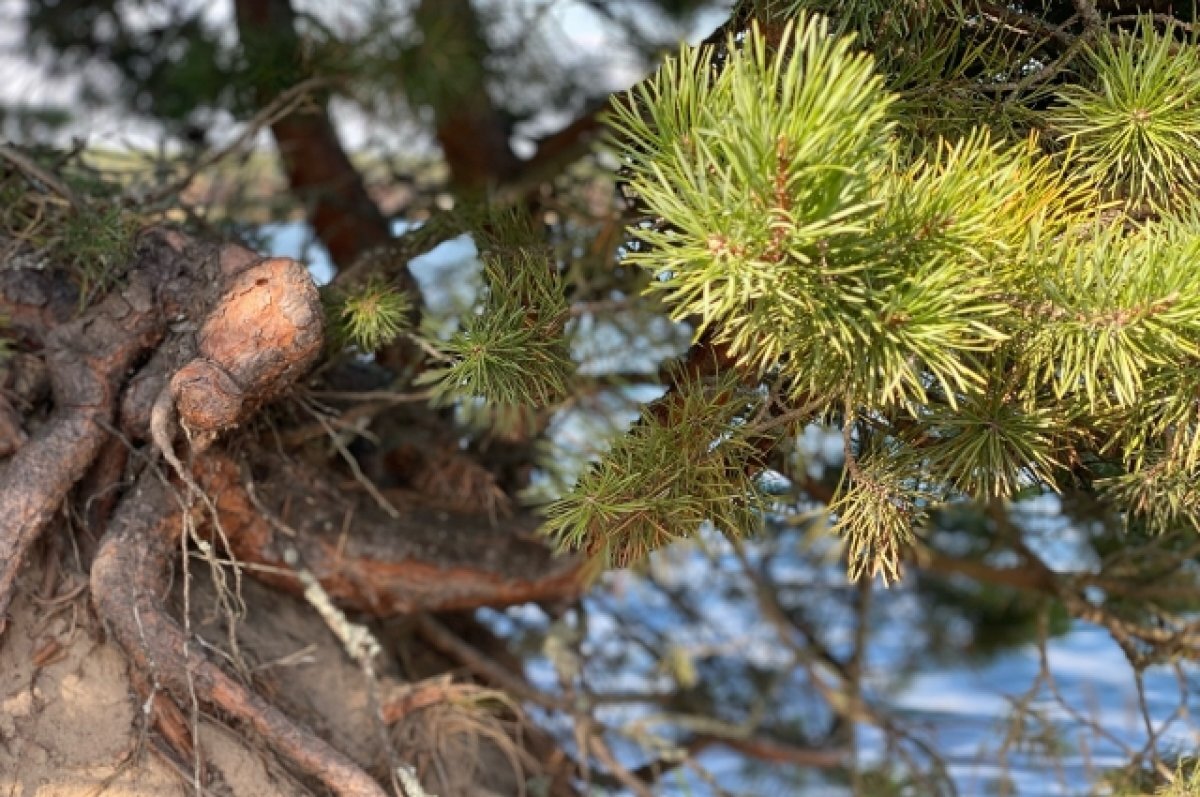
[6,0,1200,793]
[536,3,1200,584]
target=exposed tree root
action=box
[196,450,582,614]
[0,225,584,794]
[91,468,389,797]
[167,253,324,436]
[0,233,185,632]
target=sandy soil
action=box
[0,580,289,795]
[0,536,391,797]
[0,528,535,797]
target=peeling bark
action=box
[171,256,323,434]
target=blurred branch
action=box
[918,504,1200,666]
[729,539,957,795]
[413,0,521,192]
[142,76,333,207]
[495,1,753,204]
[0,143,81,209]
[415,613,561,711]
[418,609,845,791]
[1073,0,1106,30]
[234,0,402,285]
[689,734,843,768]
[917,547,1058,593]
[495,103,609,204]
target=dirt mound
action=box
[0,528,537,797]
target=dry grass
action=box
[386,678,541,797]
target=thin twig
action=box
[0,143,82,208]
[976,1,1078,47]
[142,77,333,206]
[586,724,655,797]
[301,399,401,519]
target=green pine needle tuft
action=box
[831,450,926,584]
[909,374,1068,499]
[1023,215,1200,410]
[610,18,1089,414]
[419,248,573,408]
[541,373,764,571]
[1051,17,1200,208]
[1103,458,1200,535]
[335,278,413,352]
[47,202,138,309]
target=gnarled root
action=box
[0,227,582,794]
[0,234,183,633]
[196,450,582,615]
[91,468,388,797]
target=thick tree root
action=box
[0,233,185,632]
[196,450,582,614]
[0,226,583,793]
[92,469,389,797]
[0,235,323,632]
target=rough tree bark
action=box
[0,1,662,788]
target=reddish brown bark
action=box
[195,451,581,615]
[271,113,397,271]
[170,256,323,433]
[233,0,399,277]
[0,202,590,789]
[414,0,522,192]
[0,223,579,621]
[0,233,188,632]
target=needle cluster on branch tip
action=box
[541,6,1200,581]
